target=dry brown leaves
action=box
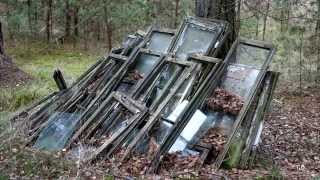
[200,127,227,157]
[207,88,244,115]
[159,152,201,177]
[262,87,320,178]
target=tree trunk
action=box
[106,21,113,51]
[316,0,320,82]
[299,30,304,96]
[65,0,71,39]
[74,6,79,37]
[103,3,113,51]
[27,0,33,35]
[46,0,53,43]
[174,0,180,28]
[262,0,270,41]
[0,22,4,55]
[195,0,238,56]
[255,15,259,38]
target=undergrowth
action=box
[0,42,99,114]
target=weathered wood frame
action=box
[152,38,276,171]
[214,38,276,168]
[140,27,176,54]
[65,49,163,147]
[148,55,223,172]
[113,48,166,97]
[27,53,129,145]
[131,57,197,111]
[115,60,198,161]
[77,91,148,162]
[169,16,230,59]
[239,71,280,168]
[87,58,200,162]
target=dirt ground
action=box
[0,55,31,88]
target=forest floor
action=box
[0,54,31,88]
[0,43,319,179]
[223,86,320,179]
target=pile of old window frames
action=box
[12,17,278,173]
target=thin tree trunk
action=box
[280,1,285,32]
[286,0,290,29]
[65,0,71,39]
[262,0,270,41]
[0,22,4,55]
[299,30,304,96]
[96,20,101,41]
[106,21,113,51]
[236,0,241,37]
[255,15,259,38]
[174,0,180,28]
[74,6,79,37]
[46,0,53,43]
[316,0,320,82]
[27,0,33,35]
[103,3,113,51]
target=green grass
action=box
[0,42,100,115]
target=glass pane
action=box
[134,121,173,154]
[117,53,161,94]
[132,53,161,76]
[34,112,80,151]
[143,64,182,106]
[169,110,207,153]
[233,44,270,68]
[94,107,132,138]
[162,70,197,119]
[173,24,220,60]
[221,65,260,99]
[146,32,174,53]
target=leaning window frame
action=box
[78,91,148,162]
[27,54,128,144]
[147,55,223,172]
[131,57,196,111]
[106,59,198,162]
[214,38,276,168]
[152,38,276,171]
[169,16,230,59]
[140,27,176,54]
[65,48,163,147]
[113,48,166,96]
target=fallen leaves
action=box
[207,88,244,115]
[261,87,320,178]
[200,127,227,157]
[159,152,201,175]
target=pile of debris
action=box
[12,17,279,178]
